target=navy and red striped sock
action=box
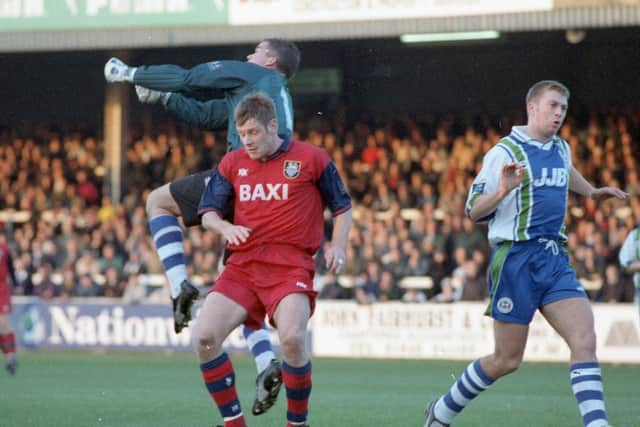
[282,360,312,426]
[0,333,15,357]
[200,353,246,427]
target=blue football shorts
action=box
[485,238,588,324]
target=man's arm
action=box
[314,158,353,273]
[569,166,629,200]
[624,260,640,274]
[325,209,352,274]
[165,96,229,130]
[468,163,525,222]
[569,167,596,197]
[619,229,640,273]
[105,58,252,94]
[201,211,251,247]
[197,165,252,246]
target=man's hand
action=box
[324,245,346,274]
[497,162,527,198]
[590,187,629,201]
[219,223,252,246]
[135,85,170,105]
[104,57,136,83]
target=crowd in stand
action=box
[0,110,638,304]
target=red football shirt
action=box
[199,139,351,268]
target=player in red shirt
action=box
[0,232,18,375]
[194,92,352,427]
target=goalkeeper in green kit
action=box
[104,38,300,416]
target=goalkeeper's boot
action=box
[252,359,282,416]
[172,280,199,334]
[424,400,449,427]
[6,358,16,376]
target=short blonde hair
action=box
[526,80,570,104]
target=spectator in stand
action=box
[318,272,352,300]
[75,169,99,206]
[378,270,403,302]
[76,273,101,297]
[597,263,634,303]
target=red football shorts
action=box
[211,260,317,330]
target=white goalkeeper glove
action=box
[104,57,137,83]
[135,85,171,105]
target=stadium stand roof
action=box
[1,2,640,52]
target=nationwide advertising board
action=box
[11,298,639,363]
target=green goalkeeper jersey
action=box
[133,60,294,152]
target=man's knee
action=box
[489,352,523,377]
[279,327,306,357]
[192,325,224,354]
[146,185,176,217]
[568,329,597,357]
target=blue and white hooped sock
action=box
[434,359,494,423]
[242,325,276,373]
[570,362,609,427]
[149,214,188,298]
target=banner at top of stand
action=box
[0,0,228,32]
[228,0,553,25]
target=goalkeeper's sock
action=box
[200,353,247,427]
[241,325,275,373]
[434,359,493,423]
[282,360,311,427]
[148,214,187,299]
[570,362,608,427]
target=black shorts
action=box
[168,169,213,227]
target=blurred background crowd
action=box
[1,109,638,305]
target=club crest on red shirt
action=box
[283,160,301,179]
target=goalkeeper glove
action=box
[135,85,171,105]
[104,57,137,83]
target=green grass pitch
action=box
[0,351,638,426]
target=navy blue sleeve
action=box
[197,169,234,217]
[316,161,352,215]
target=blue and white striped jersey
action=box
[619,226,640,289]
[466,126,572,245]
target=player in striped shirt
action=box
[424,80,628,427]
[619,224,640,319]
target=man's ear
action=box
[526,101,535,118]
[268,118,278,133]
[265,55,278,69]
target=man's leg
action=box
[542,298,609,427]
[192,292,249,427]
[0,315,16,375]
[242,325,276,373]
[242,324,282,416]
[426,320,528,426]
[273,293,312,427]
[146,179,202,333]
